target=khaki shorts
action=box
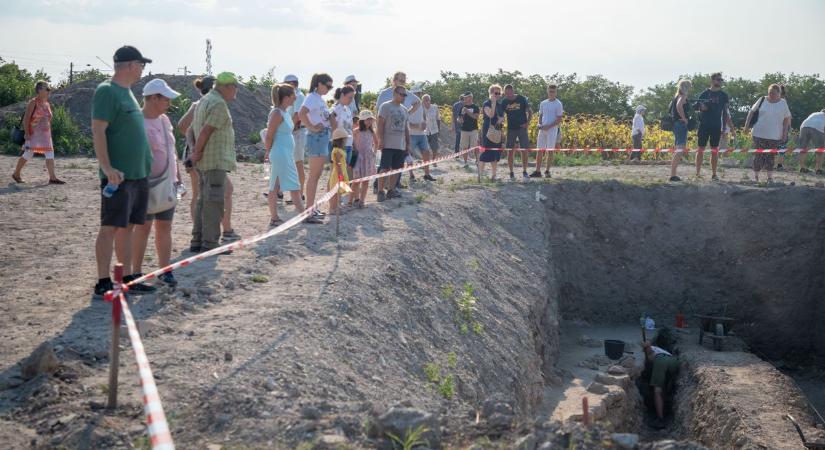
[459,130,478,150]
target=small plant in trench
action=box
[455,282,483,335]
[250,274,269,283]
[438,373,455,400]
[441,284,454,299]
[414,193,427,203]
[422,357,457,400]
[423,362,441,384]
[447,351,457,369]
[387,424,430,450]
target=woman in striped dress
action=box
[12,80,64,184]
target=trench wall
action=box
[543,181,825,362]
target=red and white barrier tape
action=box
[478,147,825,154]
[118,293,175,450]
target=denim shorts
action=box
[306,128,331,159]
[673,121,688,147]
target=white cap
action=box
[344,74,358,84]
[142,78,180,99]
[635,105,647,113]
[411,84,423,94]
[283,74,299,83]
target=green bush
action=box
[51,106,92,155]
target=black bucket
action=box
[604,339,625,360]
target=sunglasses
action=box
[325,83,333,89]
[397,92,408,97]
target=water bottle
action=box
[102,182,118,198]
[175,182,186,200]
[645,317,656,331]
[263,161,271,181]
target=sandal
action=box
[48,178,66,185]
[304,215,323,224]
[12,174,23,183]
[269,218,284,228]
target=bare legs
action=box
[131,219,173,274]
[96,225,135,279]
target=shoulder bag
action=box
[11,101,33,146]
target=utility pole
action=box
[205,39,213,76]
[69,62,73,85]
[178,66,190,76]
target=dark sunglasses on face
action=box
[397,92,408,97]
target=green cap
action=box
[216,71,238,86]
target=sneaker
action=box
[423,174,436,182]
[670,176,681,182]
[544,171,552,178]
[93,278,114,300]
[222,230,241,242]
[48,178,66,185]
[529,171,542,178]
[377,191,386,202]
[158,272,178,287]
[522,171,529,180]
[313,210,327,217]
[776,164,784,171]
[387,189,402,199]
[711,174,719,181]
[189,245,202,253]
[509,172,515,180]
[123,273,157,294]
[800,167,811,174]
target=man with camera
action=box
[696,73,734,180]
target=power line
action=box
[0,49,96,58]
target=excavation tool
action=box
[787,414,825,450]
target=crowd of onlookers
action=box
[6,46,825,298]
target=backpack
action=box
[666,96,697,131]
[747,96,765,129]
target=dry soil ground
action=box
[0,154,823,449]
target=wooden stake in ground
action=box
[107,263,123,410]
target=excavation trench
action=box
[536,180,825,449]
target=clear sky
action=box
[1,0,823,94]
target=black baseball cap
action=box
[113,45,152,64]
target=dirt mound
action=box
[0,75,272,152]
[543,180,825,364]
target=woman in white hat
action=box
[630,105,646,161]
[352,110,378,208]
[132,79,182,287]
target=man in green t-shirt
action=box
[189,71,238,252]
[91,45,156,299]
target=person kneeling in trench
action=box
[643,341,680,429]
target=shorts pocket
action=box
[206,181,225,202]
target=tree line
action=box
[406,69,825,129]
